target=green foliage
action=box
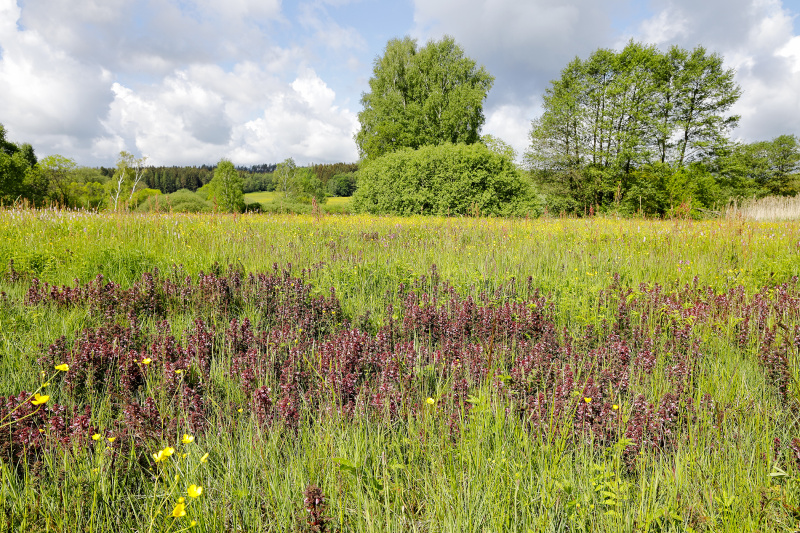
[310,162,358,185]
[353,143,540,216]
[137,189,211,213]
[527,42,742,215]
[0,124,44,206]
[328,172,357,197]
[206,159,245,213]
[356,36,494,160]
[288,168,327,204]
[40,154,77,206]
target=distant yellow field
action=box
[245,191,352,207]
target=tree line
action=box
[2,36,798,217]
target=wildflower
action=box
[92,433,102,441]
[613,404,619,410]
[200,453,209,463]
[141,358,152,365]
[187,484,203,498]
[175,369,184,374]
[182,434,194,444]
[108,437,116,443]
[426,397,435,405]
[31,393,49,405]
[237,408,243,413]
[584,397,592,404]
[43,382,49,387]
[38,429,44,433]
[172,502,186,517]
[190,520,197,527]
[55,363,69,372]
[163,446,176,457]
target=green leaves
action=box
[356,36,494,161]
[207,159,245,213]
[352,143,540,217]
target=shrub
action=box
[137,189,211,213]
[353,143,541,217]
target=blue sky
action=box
[0,0,798,166]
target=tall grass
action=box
[726,194,800,221]
[0,208,799,531]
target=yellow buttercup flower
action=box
[584,397,592,404]
[55,363,69,372]
[108,437,116,443]
[92,433,102,441]
[182,434,194,444]
[163,446,175,457]
[141,358,152,365]
[172,502,186,517]
[187,484,203,498]
[613,404,619,410]
[31,393,49,405]
[426,397,435,405]
[200,453,209,463]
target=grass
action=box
[726,194,800,221]
[245,192,352,213]
[0,208,799,531]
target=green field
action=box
[245,191,352,211]
[1,209,799,531]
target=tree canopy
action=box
[353,142,539,217]
[355,36,494,161]
[526,41,745,214]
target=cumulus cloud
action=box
[0,0,114,147]
[632,0,800,141]
[100,66,358,166]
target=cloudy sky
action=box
[0,0,798,167]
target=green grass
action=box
[1,209,799,531]
[245,191,352,213]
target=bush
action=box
[137,189,211,213]
[327,173,357,197]
[353,143,541,217]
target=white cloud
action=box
[0,0,114,145]
[483,103,539,164]
[100,66,358,166]
[636,9,688,45]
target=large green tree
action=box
[526,42,741,212]
[356,36,494,160]
[207,159,245,213]
[0,124,46,206]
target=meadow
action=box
[0,208,799,532]
[245,192,352,214]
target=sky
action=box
[0,0,798,167]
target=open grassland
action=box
[245,191,352,212]
[1,209,800,532]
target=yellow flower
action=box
[175,369,183,374]
[108,437,116,443]
[612,404,619,410]
[31,393,49,405]
[237,408,243,413]
[190,520,197,527]
[55,363,69,372]
[200,453,209,463]
[92,433,102,441]
[187,484,203,498]
[584,397,592,404]
[153,450,166,462]
[141,358,152,365]
[43,382,49,387]
[426,397,435,405]
[163,446,175,457]
[171,502,186,517]
[182,434,194,444]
